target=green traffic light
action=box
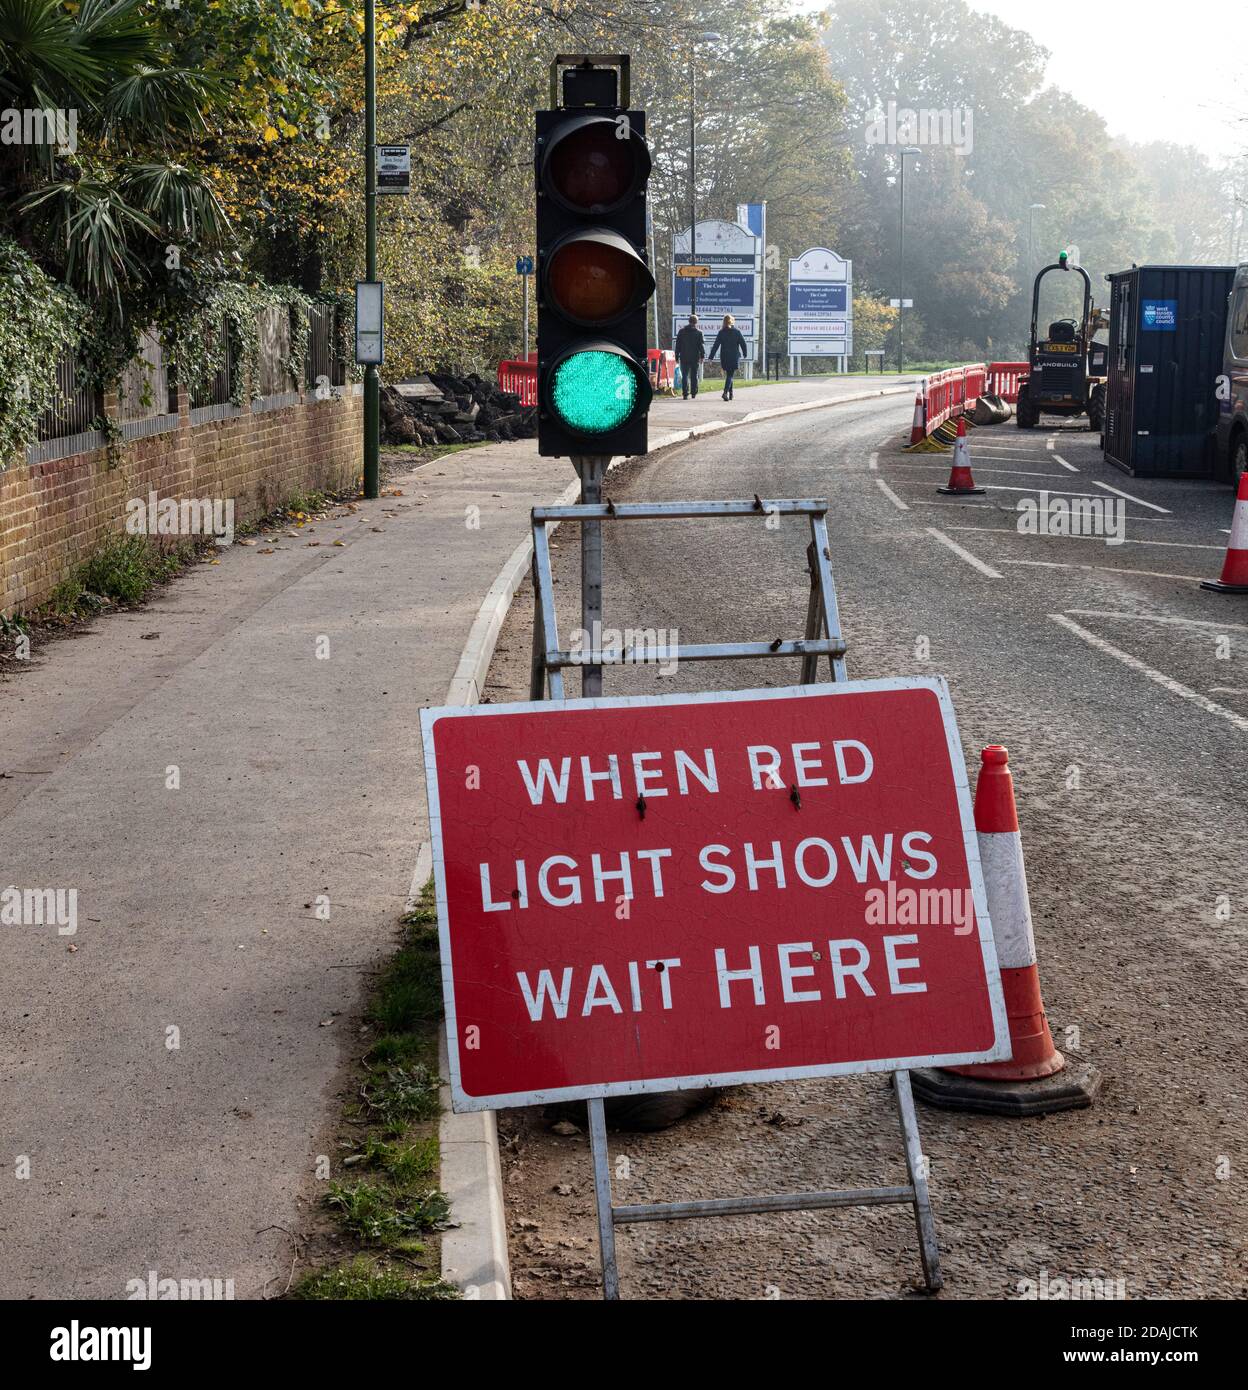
[550,350,638,434]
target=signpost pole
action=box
[362,0,379,500]
[572,455,609,697]
[523,270,530,361]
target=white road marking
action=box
[1210,687,1248,695]
[1046,440,1056,451]
[945,527,1223,551]
[1065,609,1248,631]
[1001,560,1200,582]
[868,451,879,471]
[874,477,909,511]
[1051,453,1079,472]
[888,464,1085,479]
[1050,613,1248,732]
[1092,478,1171,514]
[926,527,1003,578]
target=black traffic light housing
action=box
[535,56,654,459]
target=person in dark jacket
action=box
[709,314,749,400]
[674,314,705,399]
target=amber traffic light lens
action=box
[546,125,638,211]
[548,239,641,324]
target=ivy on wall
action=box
[2,259,360,471]
[0,239,87,468]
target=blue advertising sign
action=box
[789,283,848,314]
[673,274,754,310]
[1141,299,1177,331]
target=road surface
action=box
[486,392,1248,1300]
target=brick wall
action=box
[1,385,363,618]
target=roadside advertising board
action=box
[788,247,853,358]
[421,679,1009,1112]
[672,219,759,360]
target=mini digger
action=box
[1016,252,1109,430]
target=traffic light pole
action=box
[572,454,608,697]
[362,0,380,500]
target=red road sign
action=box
[422,679,1009,1112]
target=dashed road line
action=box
[874,476,909,511]
[868,451,879,470]
[1064,609,1248,631]
[1001,559,1201,583]
[1051,453,1079,473]
[1049,613,1248,733]
[1091,478,1171,514]
[944,526,1222,550]
[925,527,1003,578]
[887,464,1080,478]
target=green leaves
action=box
[16,178,158,312]
[115,161,233,246]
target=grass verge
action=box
[291,880,459,1301]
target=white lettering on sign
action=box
[747,740,873,789]
[517,958,684,1020]
[517,747,718,805]
[483,830,942,911]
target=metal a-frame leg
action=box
[893,1070,943,1292]
[529,557,546,700]
[587,1098,621,1300]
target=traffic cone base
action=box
[909,1058,1102,1117]
[1200,578,1248,594]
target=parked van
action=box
[1216,264,1248,483]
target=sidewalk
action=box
[0,372,914,1298]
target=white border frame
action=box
[421,676,1010,1113]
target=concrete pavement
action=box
[0,371,913,1298]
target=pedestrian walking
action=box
[709,314,749,401]
[674,314,706,399]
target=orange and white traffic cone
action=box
[908,390,926,446]
[1201,469,1248,594]
[936,418,985,495]
[911,746,1101,1116]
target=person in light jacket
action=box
[708,314,749,400]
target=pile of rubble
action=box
[380,373,537,447]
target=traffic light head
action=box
[536,60,653,459]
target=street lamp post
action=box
[1029,203,1046,267]
[687,32,721,319]
[362,0,379,499]
[897,146,920,373]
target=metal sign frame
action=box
[522,486,945,1298]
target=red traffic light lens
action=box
[547,234,650,325]
[543,119,646,213]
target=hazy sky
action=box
[796,0,1245,162]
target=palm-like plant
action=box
[1,0,233,317]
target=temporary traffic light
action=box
[536,56,654,458]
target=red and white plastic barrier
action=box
[909,363,986,441]
[497,357,538,407]
[986,361,1028,404]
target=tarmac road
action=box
[486,394,1248,1300]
